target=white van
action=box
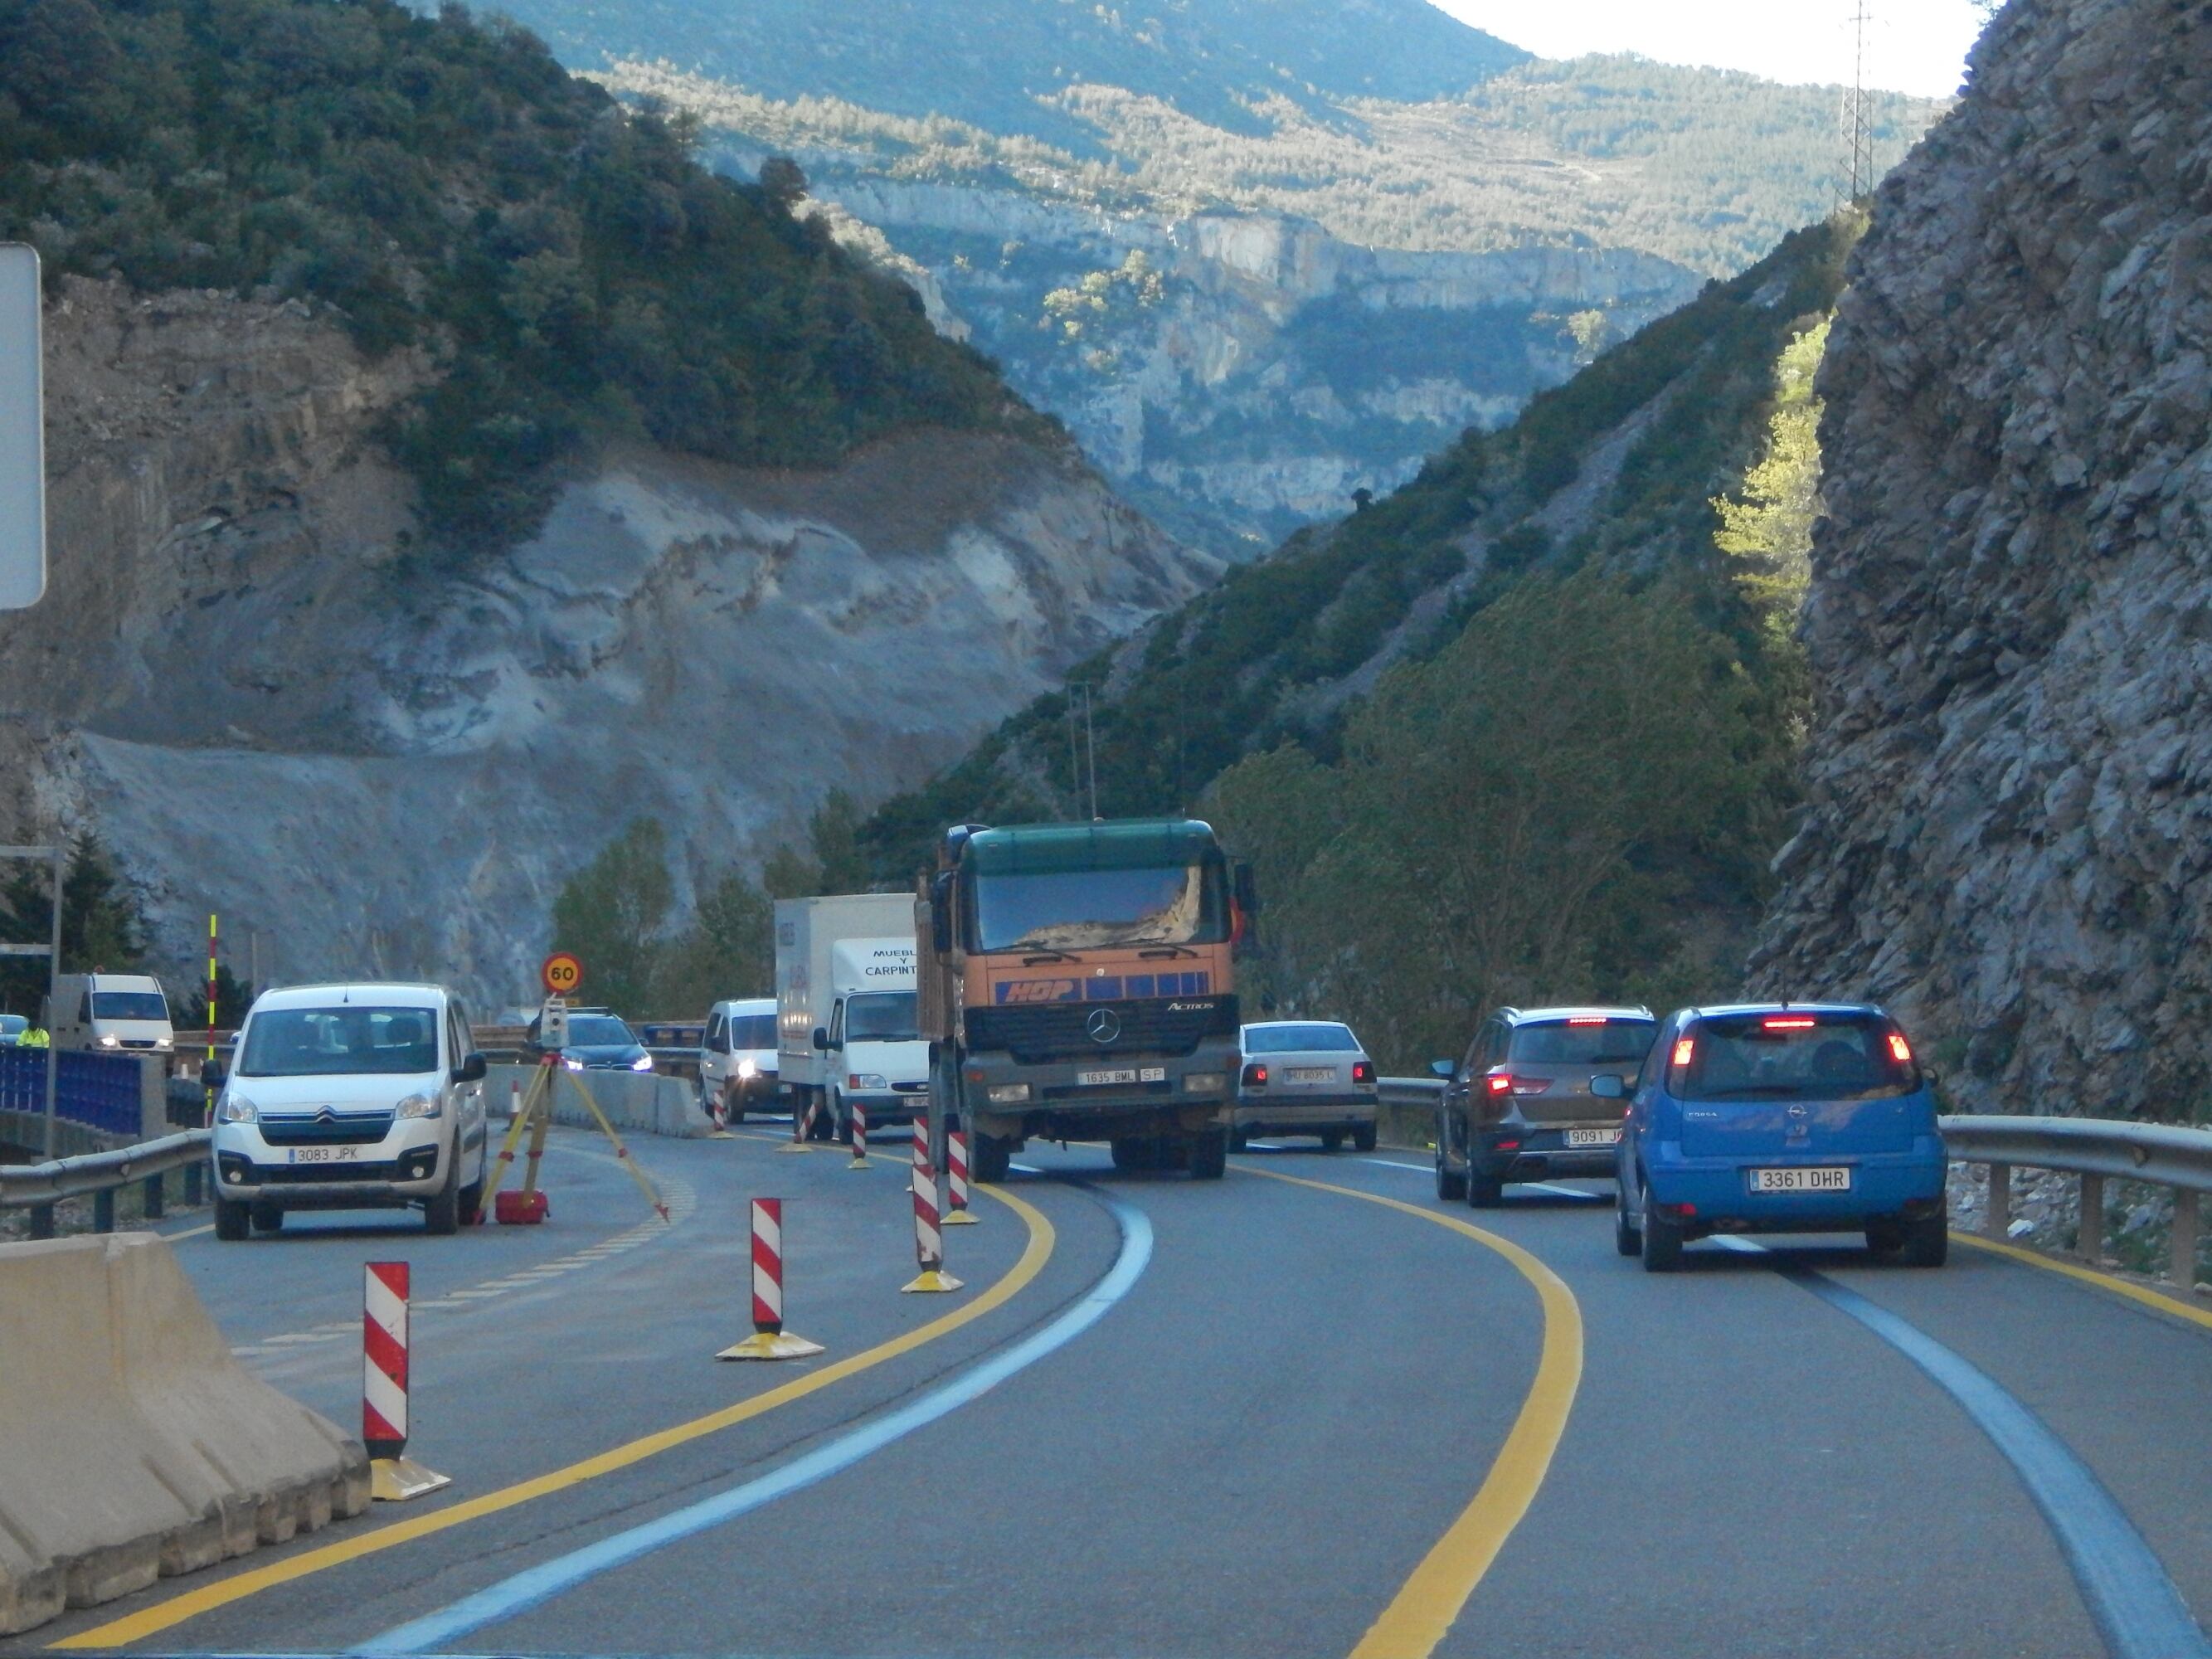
[698,997,780,1123]
[207,982,489,1239]
[51,972,174,1053]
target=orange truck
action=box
[918,818,1258,1183]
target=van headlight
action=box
[630,1054,654,1073]
[737,1058,757,1080]
[396,1092,443,1120]
[155,1036,173,1051]
[847,1073,887,1090]
[216,1093,257,1124]
[99,1034,119,1048]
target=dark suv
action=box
[1433,1006,1658,1206]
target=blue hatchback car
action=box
[1599,1002,1948,1272]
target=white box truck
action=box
[775,893,927,1141]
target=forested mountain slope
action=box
[481,0,1938,554]
[859,216,1862,1061]
[0,0,1215,1007]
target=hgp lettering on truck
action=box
[774,893,929,1141]
[916,818,1260,1183]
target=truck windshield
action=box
[237,1007,440,1077]
[92,991,169,1022]
[972,864,1226,953]
[845,992,918,1042]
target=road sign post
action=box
[0,245,46,609]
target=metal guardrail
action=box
[0,1128,210,1240]
[1380,1077,2210,1292]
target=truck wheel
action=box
[250,1203,284,1233]
[1189,1126,1228,1180]
[973,1132,1013,1184]
[1110,1136,1150,1172]
[214,1196,250,1241]
[806,1092,835,1141]
[1352,1122,1377,1152]
[1320,1129,1344,1152]
[1229,1123,1249,1151]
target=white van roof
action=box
[715,997,775,1015]
[252,982,445,1013]
[62,972,165,990]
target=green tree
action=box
[550,819,674,1017]
[809,789,870,894]
[648,868,775,1015]
[0,837,152,1016]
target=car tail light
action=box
[1496,1138,1521,1151]
[1352,1060,1373,1084]
[1671,1037,1694,1068]
[1485,1068,1548,1098]
[1763,1016,1817,1029]
[1485,1071,1514,1097]
[1242,1063,1268,1087]
[1887,1032,1913,1063]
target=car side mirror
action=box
[812,1026,830,1051]
[454,1052,487,1084]
[1590,1073,1626,1100]
[200,1058,226,1089]
[1428,1058,1454,1080]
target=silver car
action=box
[1233,1020,1378,1151]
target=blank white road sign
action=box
[0,244,44,609]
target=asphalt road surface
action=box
[21,1125,2212,1659]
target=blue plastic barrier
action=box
[0,1047,144,1137]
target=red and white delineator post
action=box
[942,1126,977,1224]
[902,1117,962,1293]
[717,1198,825,1360]
[777,1092,819,1153]
[363,1262,450,1501]
[846,1096,870,1170]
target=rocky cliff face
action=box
[765,168,1699,557]
[1752,0,2212,1117]
[3,279,1213,1008]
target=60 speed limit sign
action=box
[541,951,584,996]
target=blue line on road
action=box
[1717,1238,2212,1659]
[357,1190,1155,1657]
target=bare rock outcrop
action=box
[1752,0,2212,1117]
[2,278,1215,1007]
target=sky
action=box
[1427,0,1989,100]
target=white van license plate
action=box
[1749,1166,1850,1193]
[1563,1126,1621,1147]
[289,1146,362,1165]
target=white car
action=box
[1233,1019,1379,1151]
[699,997,780,1123]
[207,983,489,1239]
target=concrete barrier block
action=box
[485,1065,705,1138]
[0,1233,369,1637]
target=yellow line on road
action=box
[1952,1230,2212,1332]
[1242,1166,1583,1659]
[52,1184,1054,1652]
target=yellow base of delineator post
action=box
[371,1456,453,1501]
[775,1140,813,1154]
[847,1152,871,1170]
[708,1129,736,1141]
[717,1330,827,1361]
[943,1209,977,1225]
[902,1269,965,1293]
